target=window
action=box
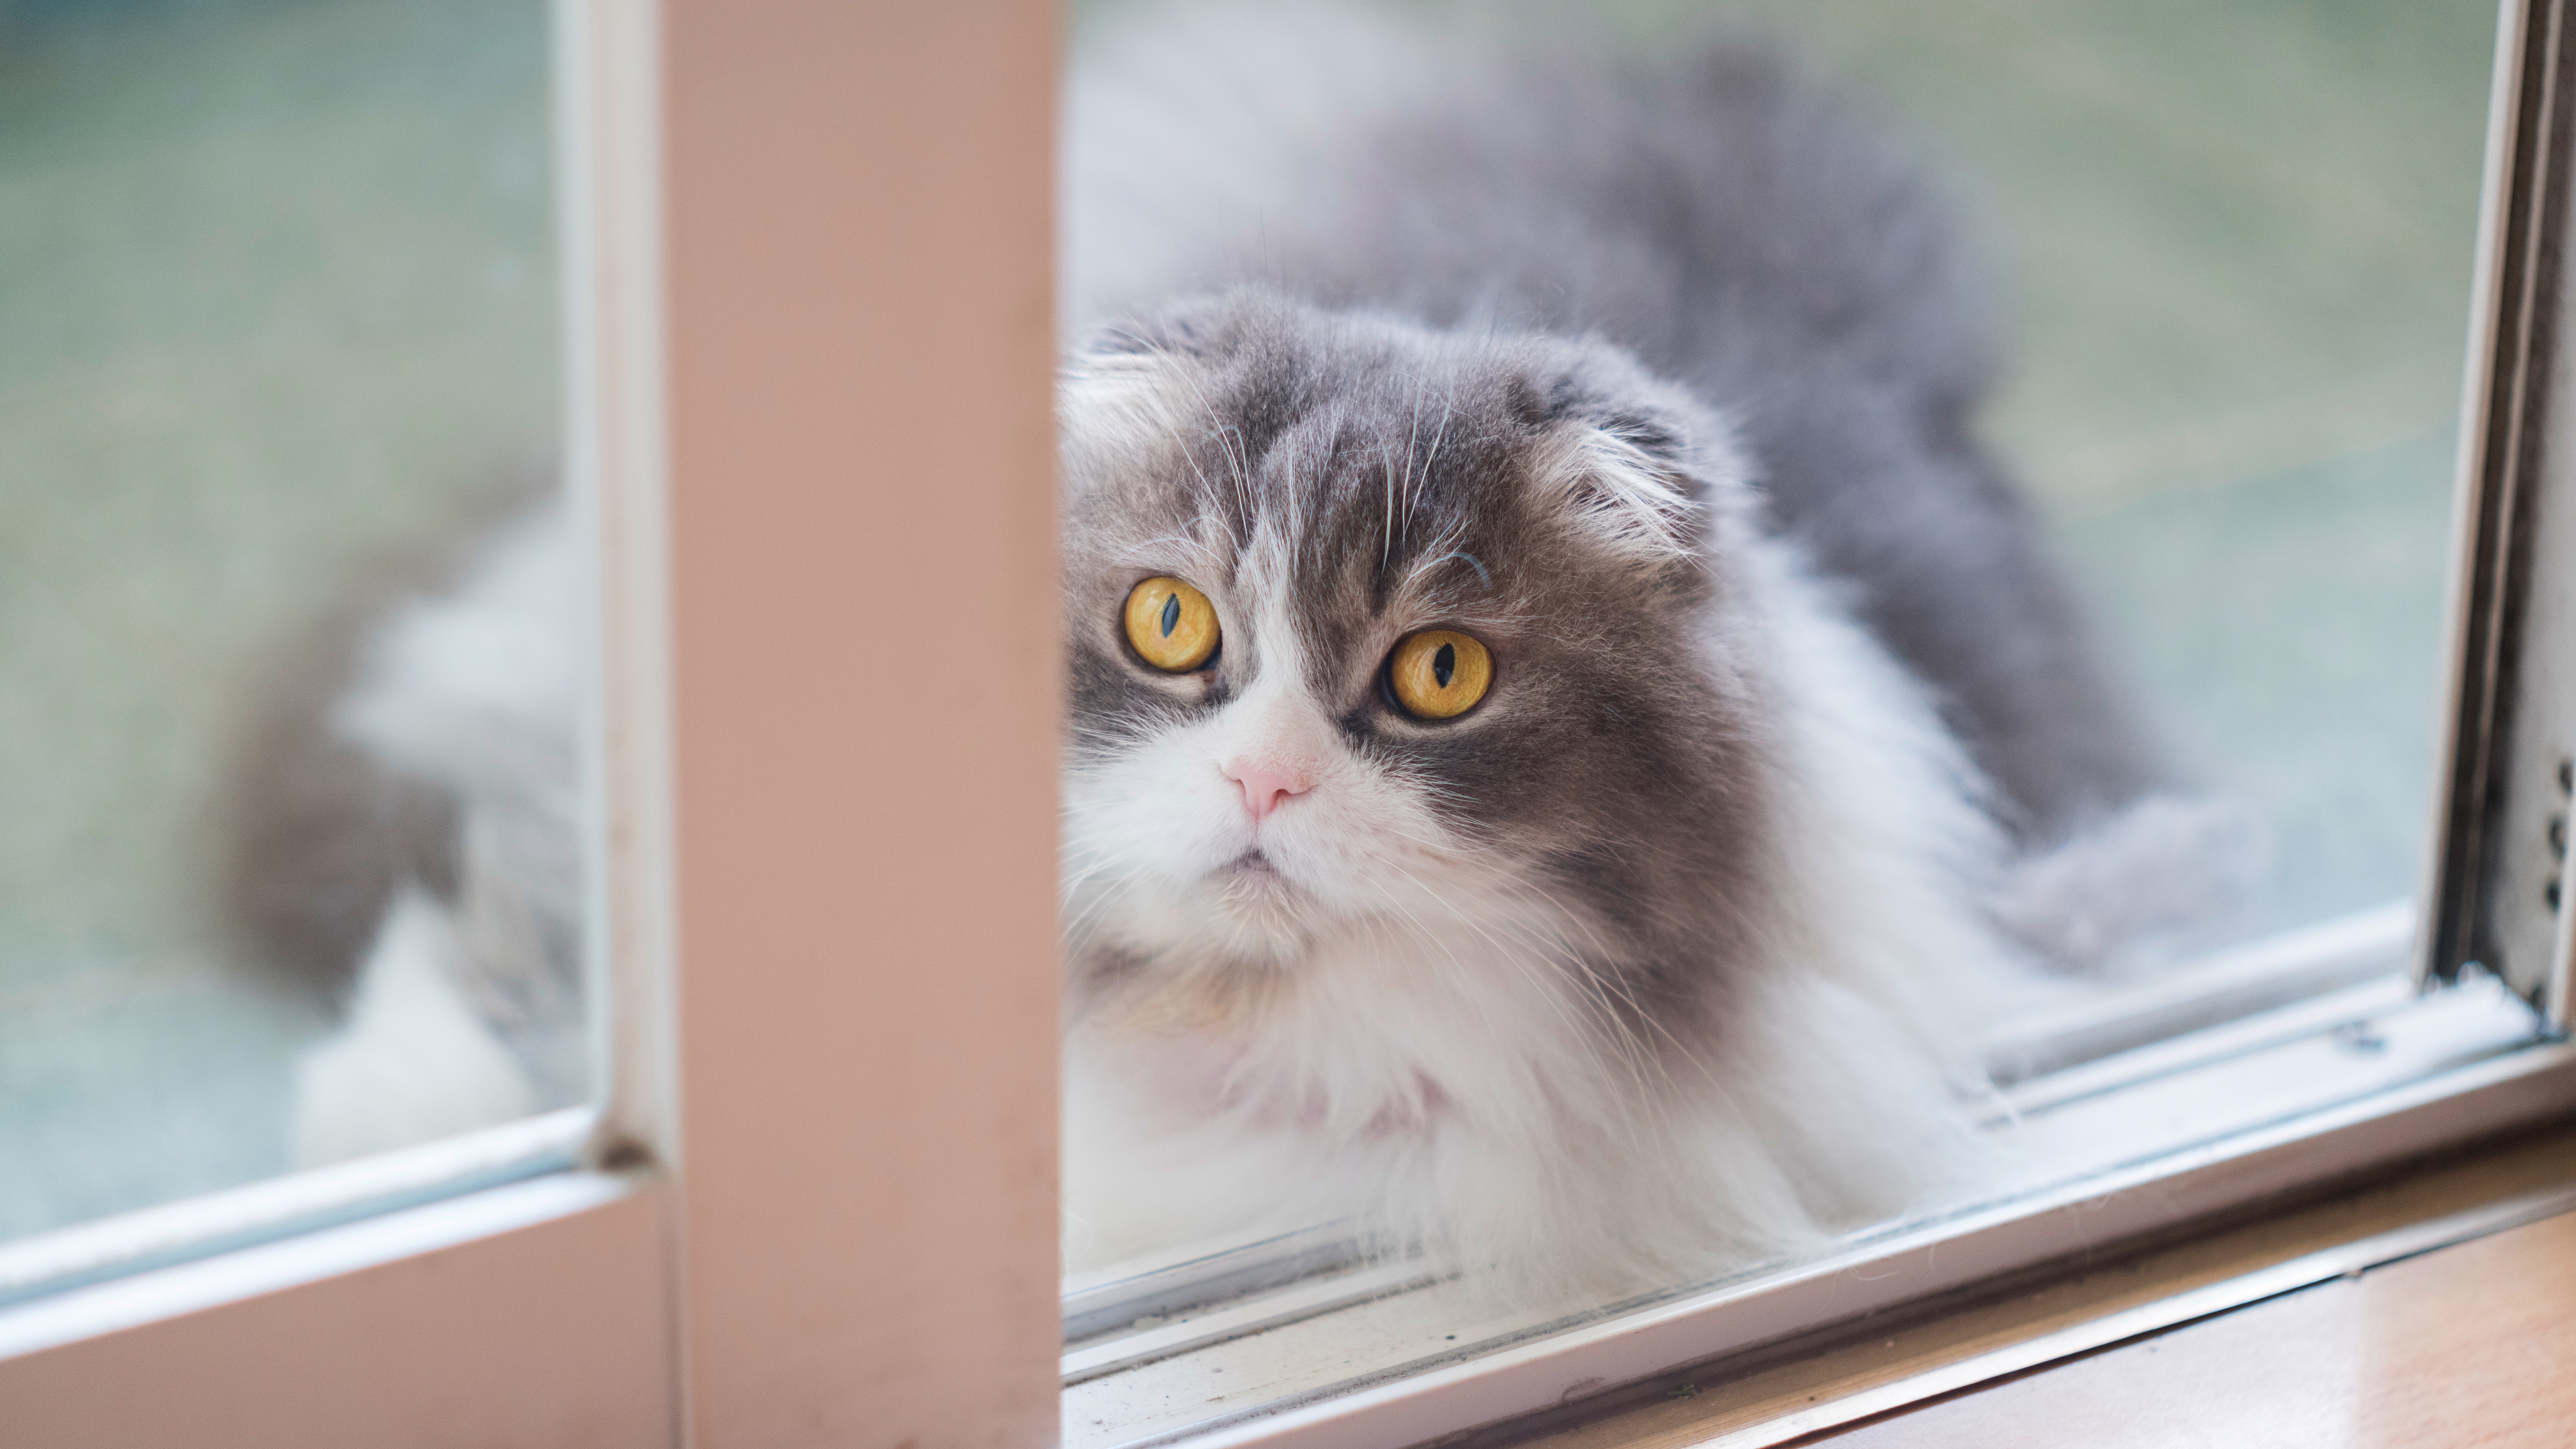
[1054,1,2576,1444]
[5,1,2574,1445]
[0,0,574,1245]
[1,4,1061,1443]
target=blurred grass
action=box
[0,0,2500,1235]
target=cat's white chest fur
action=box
[1061,525,2039,1298]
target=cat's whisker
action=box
[1397,368,1428,556]
[1485,873,1713,1101]
[1163,352,1257,514]
[1412,386,1455,547]
[1346,872,1620,1122]
[1388,864,1683,1132]
[1359,859,1663,1152]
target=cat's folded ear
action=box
[1064,291,1253,375]
[1512,347,1751,570]
[1066,319,1185,372]
[1059,319,1199,482]
[1059,296,1277,488]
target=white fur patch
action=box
[1532,421,1711,565]
[293,889,538,1167]
[335,502,582,805]
[292,504,585,1160]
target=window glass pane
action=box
[1058,0,2504,1427]
[1724,0,2482,941]
[1,0,573,1244]
[1584,0,2482,946]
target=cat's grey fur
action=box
[232,3,2245,1298]
[1066,7,2160,845]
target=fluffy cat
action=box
[228,4,2245,1302]
[1058,4,2241,1293]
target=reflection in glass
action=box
[0,0,566,1241]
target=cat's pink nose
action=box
[1223,759,1313,823]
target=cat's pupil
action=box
[1433,643,1456,688]
[1160,593,1180,638]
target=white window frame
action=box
[2424,0,2576,1020]
[4,1,2573,1445]
[0,2,1063,1444]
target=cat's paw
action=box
[293,888,538,1166]
[1989,793,2272,974]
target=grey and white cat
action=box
[229,4,2247,1300]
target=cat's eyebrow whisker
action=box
[1218,421,1257,534]
[1380,434,1399,571]
[1144,342,1257,540]
[1402,521,1496,604]
[1200,411,1257,530]
[1398,368,1428,556]
[1123,527,1201,554]
[1400,516,1465,572]
[1092,336,1240,548]
[1279,408,1324,575]
[1410,384,1456,548]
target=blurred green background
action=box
[0,0,2498,1237]
[1,0,556,1237]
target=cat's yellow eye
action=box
[1388,629,1492,719]
[1123,576,1221,672]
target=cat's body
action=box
[233,6,2241,1300]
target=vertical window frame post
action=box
[2423,0,2576,1020]
[654,0,1066,1441]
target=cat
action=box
[1054,4,2253,1293]
[226,3,2250,1302]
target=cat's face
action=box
[1057,294,1778,1024]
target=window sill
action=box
[0,1106,596,1316]
[0,1159,671,1446]
[1488,1124,2576,1447]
